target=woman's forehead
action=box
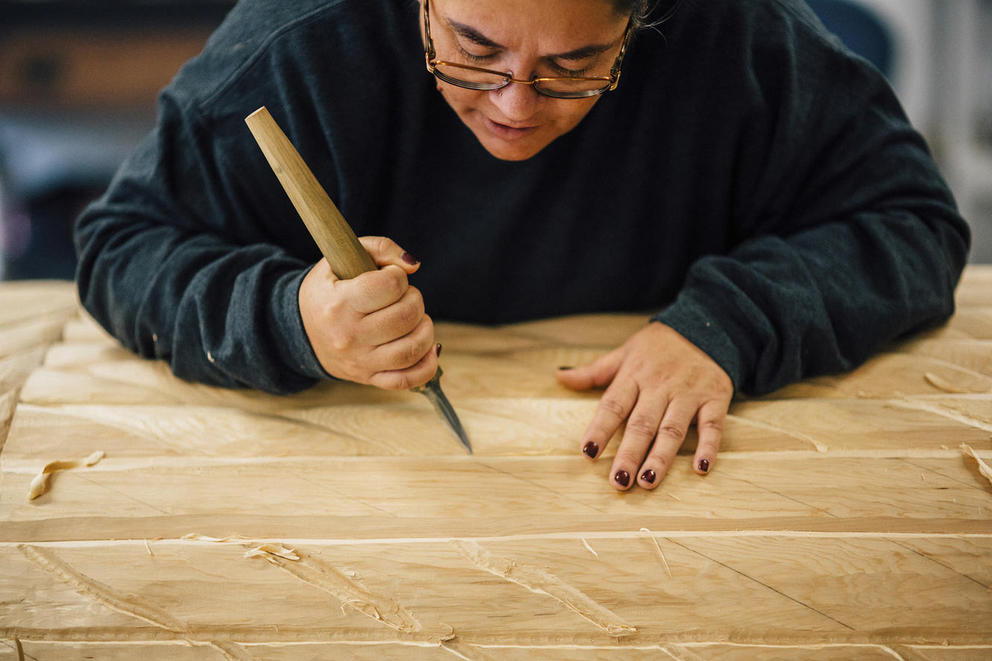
[433,0,628,51]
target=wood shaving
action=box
[180,533,250,543]
[924,372,971,394]
[640,528,672,578]
[27,450,106,500]
[580,538,599,558]
[960,444,992,487]
[244,543,300,562]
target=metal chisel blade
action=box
[415,368,472,454]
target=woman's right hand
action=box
[299,236,438,390]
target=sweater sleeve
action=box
[75,91,330,395]
[654,3,970,396]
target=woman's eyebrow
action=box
[551,43,613,61]
[447,20,505,49]
[447,19,614,60]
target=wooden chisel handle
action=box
[245,106,377,280]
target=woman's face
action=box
[423,0,630,161]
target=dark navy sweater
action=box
[74,0,970,395]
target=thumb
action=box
[556,348,624,392]
[359,235,420,274]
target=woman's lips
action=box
[482,116,538,141]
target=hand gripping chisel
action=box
[245,106,472,453]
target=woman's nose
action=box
[488,80,542,122]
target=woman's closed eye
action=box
[457,45,499,64]
[456,49,596,77]
[547,59,595,77]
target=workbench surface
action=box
[2,268,990,659]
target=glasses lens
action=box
[435,63,508,90]
[535,77,612,98]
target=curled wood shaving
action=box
[26,450,106,501]
[960,444,992,487]
[244,543,300,562]
[925,372,971,394]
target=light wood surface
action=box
[1,270,990,659]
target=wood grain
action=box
[1,269,991,658]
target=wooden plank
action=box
[925,307,992,341]
[10,642,988,661]
[0,316,69,363]
[2,537,989,646]
[0,281,76,329]
[954,266,992,307]
[897,339,992,377]
[2,454,990,542]
[770,353,992,399]
[6,393,990,465]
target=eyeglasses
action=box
[422,0,633,100]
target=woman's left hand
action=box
[556,322,733,491]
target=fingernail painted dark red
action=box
[402,252,419,265]
[699,458,710,473]
[614,470,631,487]
[582,441,599,458]
[641,469,656,484]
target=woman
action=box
[74,0,970,492]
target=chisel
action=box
[245,105,472,453]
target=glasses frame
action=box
[422,0,634,100]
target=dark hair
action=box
[610,0,680,30]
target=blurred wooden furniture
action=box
[0,2,231,110]
[1,268,990,659]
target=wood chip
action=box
[925,372,970,394]
[244,543,300,562]
[26,450,106,501]
[960,444,992,487]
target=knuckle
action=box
[399,299,423,329]
[698,417,724,433]
[390,372,413,391]
[408,287,425,314]
[598,396,627,420]
[326,291,348,318]
[328,327,356,352]
[657,422,687,441]
[624,416,657,440]
[386,269,408,299]
[401,341,424,367]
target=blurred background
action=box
[0,0,990,281]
